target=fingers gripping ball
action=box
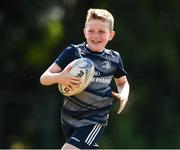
[58,58,95,96]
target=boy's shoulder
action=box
[68,43,84,49]
[62,43,84,55]
[104,48,120,57]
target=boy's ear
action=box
[83,28,87,37]
[109,31,115,41]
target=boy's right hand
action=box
[57,65,82,90]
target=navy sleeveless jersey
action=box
[55,42,127,127]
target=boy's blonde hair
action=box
[85,8,114,31]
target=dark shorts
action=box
[62,123,106,149]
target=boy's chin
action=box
[90,45,104,51]
[87,43,104,52]
[91,48,102,52]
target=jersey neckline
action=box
[84,42,105,55]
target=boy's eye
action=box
[88,30,93,32]
[99,30,105,33]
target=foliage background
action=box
[0,0,180,148]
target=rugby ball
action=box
[58,58,95,96]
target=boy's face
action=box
[84,19,115,52]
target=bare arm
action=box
[40,63,81,88]
[112,76,130,114]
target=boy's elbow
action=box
[40,75,47,85]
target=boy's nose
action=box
[92,32,99,38]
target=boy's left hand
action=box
[112,91,127,114]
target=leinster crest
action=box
[102,61,111,70]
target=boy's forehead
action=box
[86,19,110,28]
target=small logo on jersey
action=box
[71,136,80,142]
[102,61,111,70]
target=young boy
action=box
[40,8,130,149]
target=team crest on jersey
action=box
[102,61,111,70]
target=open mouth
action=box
[92,40,101,45]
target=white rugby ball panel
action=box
[58,58,94,96]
